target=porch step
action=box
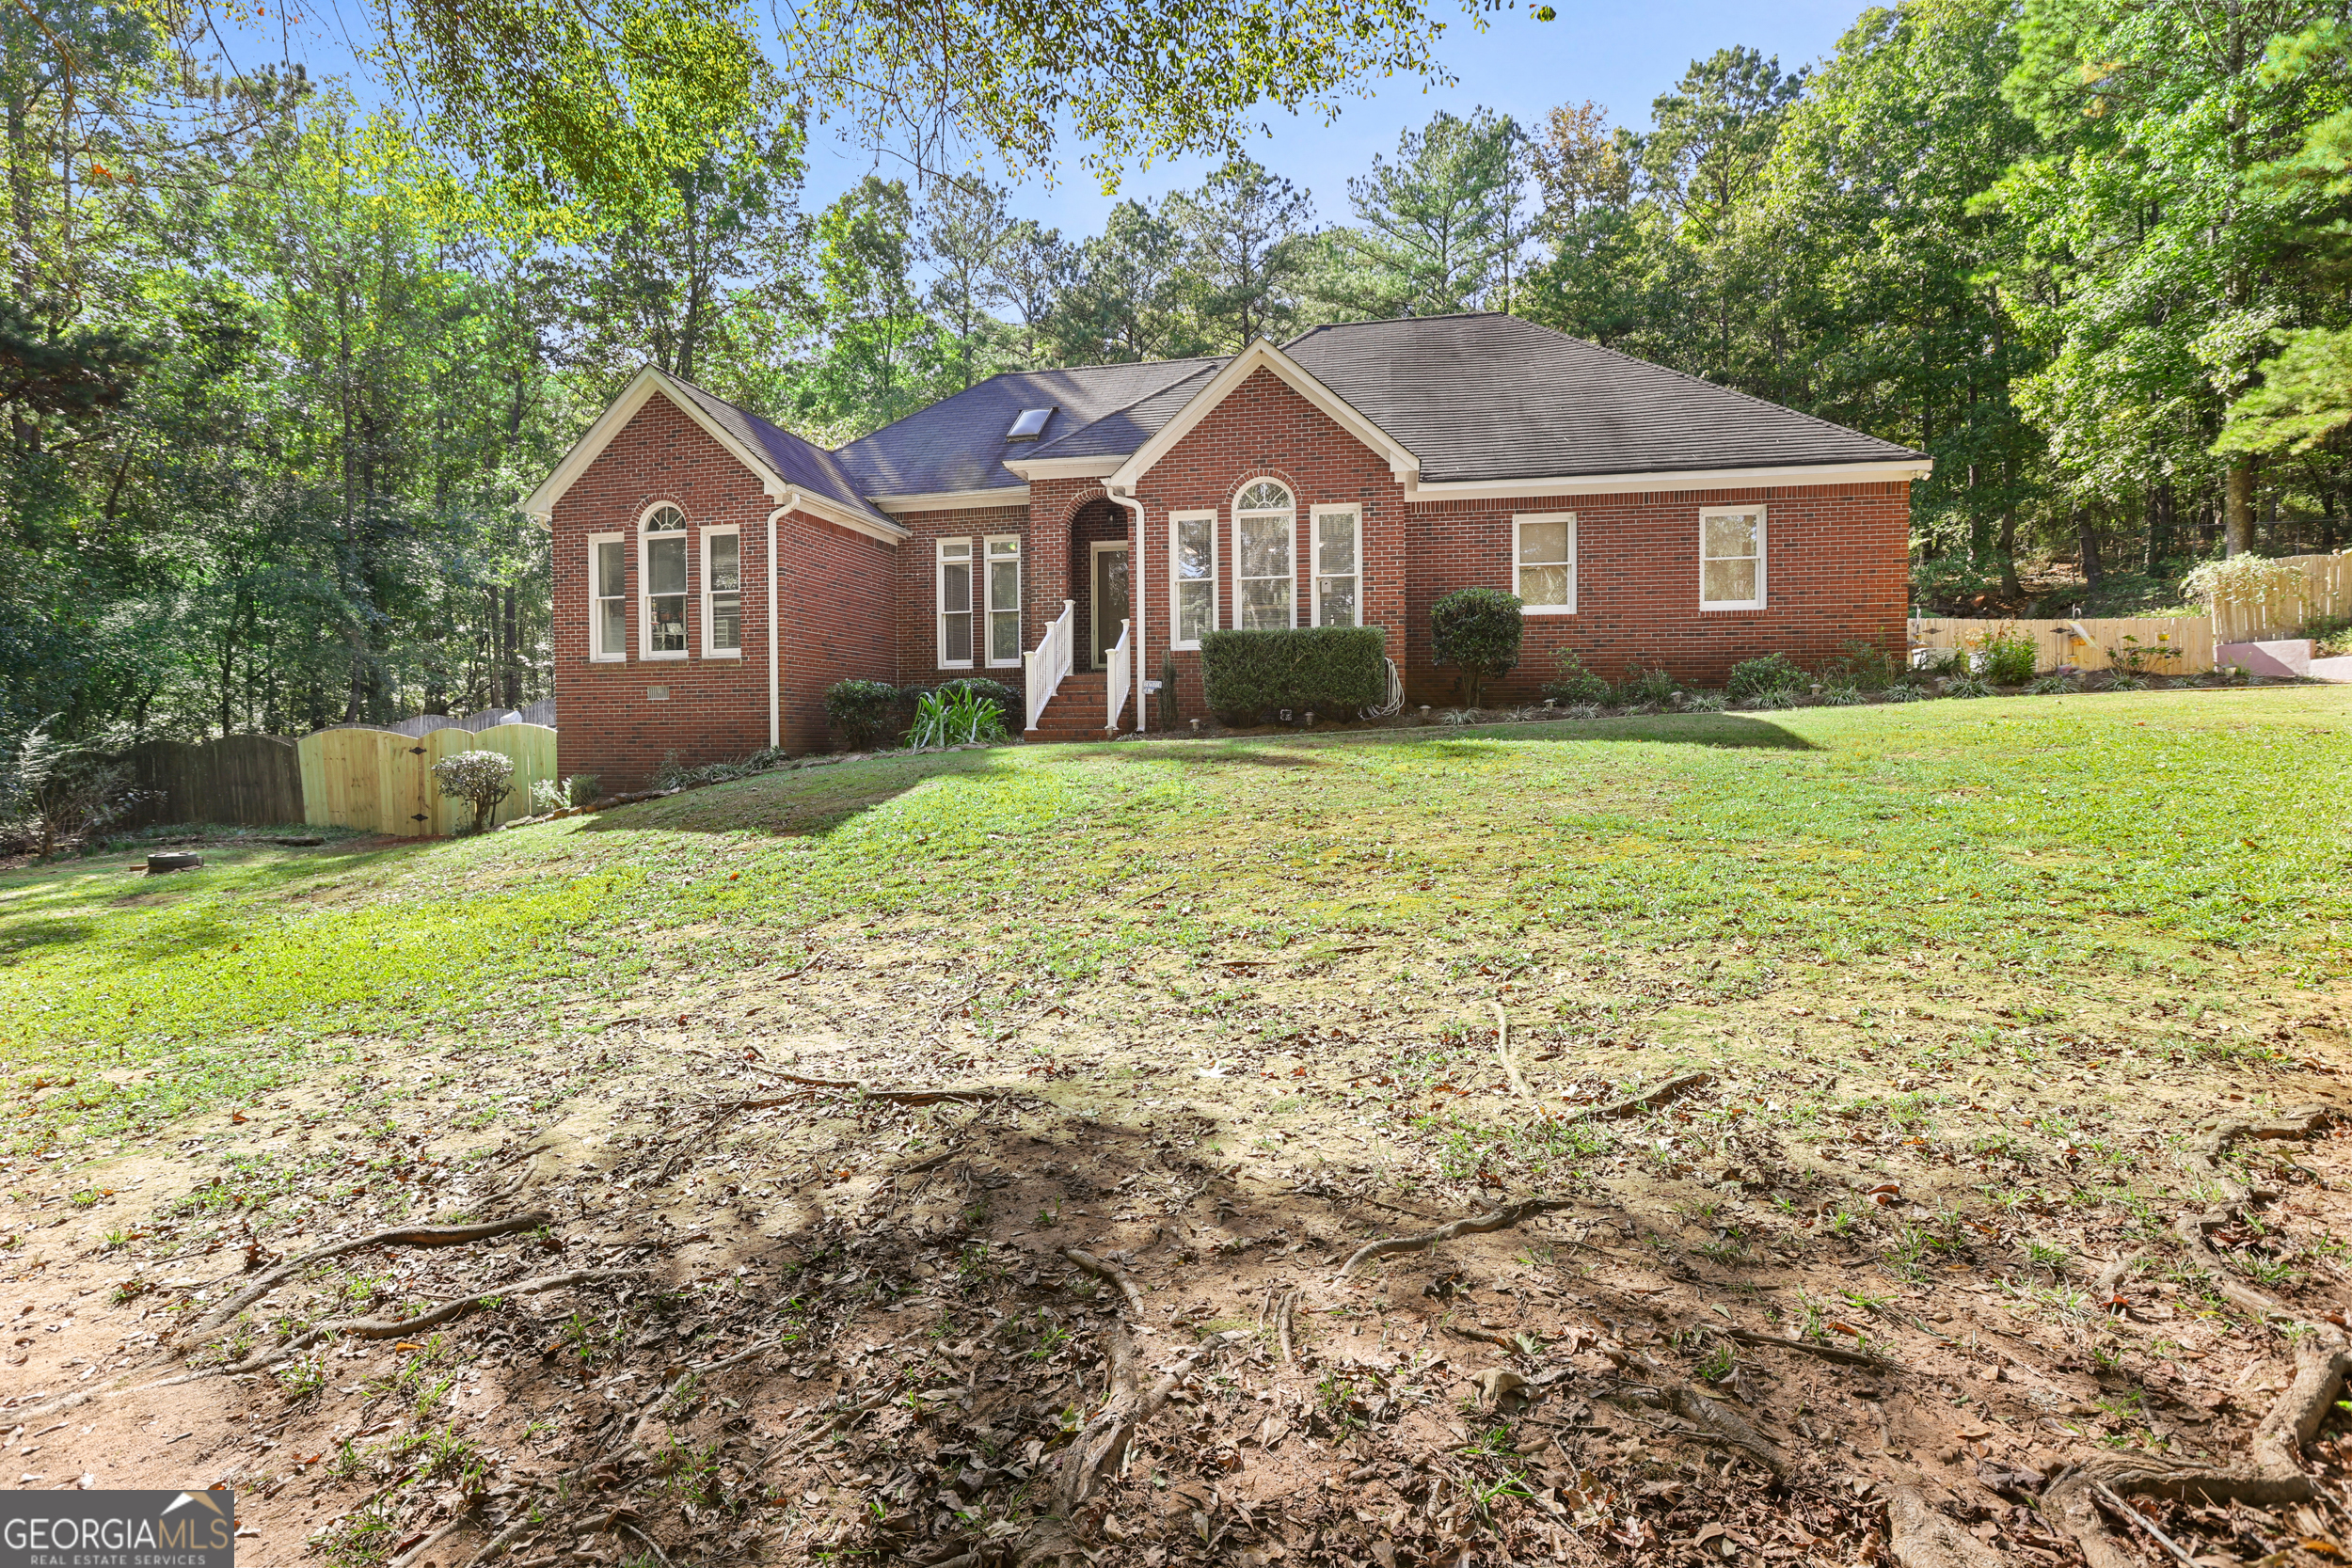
[1024,672,1120,742]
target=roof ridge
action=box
[661,367,836,456]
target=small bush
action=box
[1616,665,1677,706]
[1541,647,1610,706]
[1964,625,2038,686]
[1822,639,1899,691]
[1429,587,1524,708]
[1684,691,1727,713]
[1725,652,1807,703]
[431,750,516,834]
[564,773,599,807]
[529,778,564,814]
[1944,675,1995,699]
[825,679,905,750]
[1821,685,1865,705]
[2025,674,2075,696]
[1746,688,1802,710]
[929,676,1019,713]
[1882,684,1930,703]
[908,688,1009,748]
[1913,646,1964,677]
[2312,612,2352,658]
[1,720,144,858]
[1200,626,1386,722]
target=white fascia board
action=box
[868,485,1032,514]
[1001,454,1124,481]
[1108,339,1421,492]
[1404,458,1932,502]
[777,489,909,546]
[522,366,794,525]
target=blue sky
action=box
[277,0,1866,237]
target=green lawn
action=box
[5,685,2347,1159]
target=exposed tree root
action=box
[188,1212,553,1336]
[1494,1002,1535,1105]
[2044,1105,2348,1568]
[1567,1070,1713,1122]
[1724,1325,1897,1370]
[2090,1480,2198,1568]
[1627,1354,1788,1481]
[1062,1247,1148,1318]
[213,1266,643,1378]
[1333,1197,1574,1282]
[1886,1480,2006,1568]
[722,1072,1018,1109]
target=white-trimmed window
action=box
[1311,506,1359,627]
[938,537,975,668]
[1233,480,1294,630]
[985,535,1021,667]
[1700,505,1766,610]
[1169,510,1216,648]
[703,527,741,656]
[1514,512,1577,614]
[641,504,689,657]
[590,532,627,659]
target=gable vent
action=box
[1006,406,1053,441]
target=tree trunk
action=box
[1997,513,2021,601]
[2225,458,2254,556]
[2075,511,2103,588]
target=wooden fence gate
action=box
[295,723,557,836]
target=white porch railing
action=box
[1106,619,1132,733]
[1024,599,1074,731]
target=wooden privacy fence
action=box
[1907,616,2216,674]
[120,735,304,828]
[296,723,557,837]
[2210,551,2352,642]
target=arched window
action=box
[1232,480,1294,630]
[641,505,689,657]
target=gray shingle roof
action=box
[1281,315,1920,482]
[831,359,1227,499]
[665,376,890,524]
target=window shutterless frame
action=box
[702,526,741,657]
[984,535,1022,668]
[1168,510,1216,649]
[1698,505,1767,610]
[640,504,690,659]
[1513,512,1578,614]
[589,532,627,659]
[1232,479,1295,631]
[1311,505,1360,627]
[937,537,975,669]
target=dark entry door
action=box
[1092,545,1130,669]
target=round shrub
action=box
[1430,587,1523,708]
[825,679,905,750]
[1725,652,1806,703]
[432,750,516,833]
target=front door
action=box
[1090,542,1130,670]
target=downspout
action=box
[1108,486,1146,732]
[767,498,794,751]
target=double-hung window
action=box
[590,533,627,659]
[1169,511,1216,648]
[1700,505,1766,610]
[641,505,689,657]
[1233,480,1294,630]
[938,537,975,668]
[1311,506,1359,627]
[985,535,1021,667]
[703,527,741,656]
[1514,513,1577,614]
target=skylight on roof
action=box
[1006,406,1053,441]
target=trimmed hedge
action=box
[1200,627,1386,721]
[1429,587,1523,707]
[824,679,904,749]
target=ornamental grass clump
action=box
[432,750,516,834]
[908,688,1009,748]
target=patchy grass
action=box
[2,685,2347,1158]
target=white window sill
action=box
[1524,606,1577,617]
[985,658,1022,671]
[589,654,627,663]
[1700,603,1766,613]
[1169,641,1202,653]
[939,661,975,672]
[705,649,742,659]
[642,650,689,660]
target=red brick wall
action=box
[548,390,897,787]
[1403,483,1913,706]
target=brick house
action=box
[525,313,1929,786]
